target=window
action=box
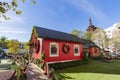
[74,45,80,56]
[50,43,59,57]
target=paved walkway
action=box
[0,59,11,70]
[0,70,16,80]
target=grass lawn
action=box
[56,60,120,80]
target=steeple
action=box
[89,18,92,26]
[86,18,97,32]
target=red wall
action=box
[89,47,100,57]
[42,39,83,62]
[33,38,43,59]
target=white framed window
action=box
[50,43,59,57]
[74,45,80,56]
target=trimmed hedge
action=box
[48,60,90,70]
[91,56,103,60]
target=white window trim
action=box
[50,42,59,57]
[74,45,80,56]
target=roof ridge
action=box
[34,26,80,38]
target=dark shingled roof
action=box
[35,26,83,43]
[82,39,99,48]
[34,26,98,47]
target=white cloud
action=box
[0,12,30,42]
[0,26,28,34]
[0,28,28,34]
[0,12,28,34]
[66,0,106,18]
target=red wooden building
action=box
[29,26,100,73]
[82,39,100,57]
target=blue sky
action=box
[0,0,120,42]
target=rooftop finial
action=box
[89,18,92,26]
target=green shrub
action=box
[49,60,85,70]
[82,52,92,64]
[91,55,103,60]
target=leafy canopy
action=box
[0,0,36,21]
[7,39,20,54]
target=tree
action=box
[0,36,7,48]
[0,0,36,21]
[91,28,109,50]
[0,47,4,53]
[7,39,20,54]
[82,31,93,40]
[71,29,94,40]
[71,29,84,38]
[110,27,120,51]
[23,42,30,53]
[71,29,80,37]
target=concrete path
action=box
[0,59,11,70]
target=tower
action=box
[86,18,97,32]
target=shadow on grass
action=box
[56,60,120,76]
[56,73,75,80]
